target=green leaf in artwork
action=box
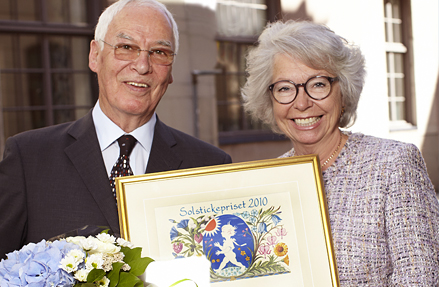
[86,268,106,283]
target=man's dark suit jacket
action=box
[0,111,231,259]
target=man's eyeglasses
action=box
[100,39,176,66]
[268,76,338,104]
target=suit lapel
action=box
[146,118,182,173]
[64,111,120,233]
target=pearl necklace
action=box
[321,131,343,168]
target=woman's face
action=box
[271,54,342,149]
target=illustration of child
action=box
[214,223,247,273]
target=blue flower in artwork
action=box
[241,211,250,220]
[251,209,258,216]
[170,226,179,241]
[271,214,282,226]
[257,222,267,233]
[177,219,189,229]
[249,216,257,224]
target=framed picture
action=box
[116,155,339,286]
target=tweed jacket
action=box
[280,132,439,286]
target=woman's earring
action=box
[340,107,345,118]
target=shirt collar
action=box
[92,100,156,152]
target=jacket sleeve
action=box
[0,137,28,260]
[386,143,439,285]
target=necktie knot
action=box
[117,135,136,157]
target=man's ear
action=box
[89,40,100,72]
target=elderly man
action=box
[0,0,231,259]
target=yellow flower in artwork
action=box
[241,251,246,256]
[284,255,290,266]
[274,242,288,257]
[246,256,250,261]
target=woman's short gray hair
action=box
[242,20,366,131]
[94,0,179,54]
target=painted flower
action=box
[257,222,267,233]
[275,226,288,239]
[188,219,197,230]
[194,233,203,244]
[284,255,290,266]
[173,242,183,254]
[267,235,277,247]
[170,226,180,241]
[271,214,282,226]
[258,244,271,258]
[177,219,189,229]
[274,242,288,257]
[241,211,250,220]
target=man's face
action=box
[89,4,174,129]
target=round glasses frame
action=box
[268,76,338,104]
[100,39,176,66]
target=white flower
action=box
[96,233,116,244]
[81,236,100,252]
[67,249,85,264]
[85,253,104,270]
[95,241,120,254]
[116,238,134,248]
[188,220,197,230]
[59,256,79,273]
[66,236,86,247]
[74,269,89,282]
[96,276,110,287]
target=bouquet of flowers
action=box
[0,232,153,287]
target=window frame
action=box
[214,0,283,145]
[0,0,105,155]
[384,0,416,130]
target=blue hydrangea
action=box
[0,239,80,286]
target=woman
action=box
[242,20,439,285]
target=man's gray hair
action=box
[94,0,179,54]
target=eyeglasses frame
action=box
[100,39,176,66]
[268,76,338,104]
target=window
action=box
[214,0,283,144]
[384,0,416,128]
[0,0,104,152]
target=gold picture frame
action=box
[116,155,339,286]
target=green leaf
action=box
[169,279,198,287]
[87,268,106,283]
[108,262,125,287]
[121,246,142,263]
[128,257,154,276]
[118,271,142,287]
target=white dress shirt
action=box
[92,100,155,177]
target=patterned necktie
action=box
[109,135,137,202]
